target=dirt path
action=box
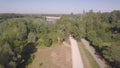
[81,39,109,68]
[69,36,84,68]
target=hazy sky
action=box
[0,0,120,14]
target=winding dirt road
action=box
[69,36,84,68]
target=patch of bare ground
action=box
[28,42,72,68]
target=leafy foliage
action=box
[83,10,120,67]
[0,10,120,68]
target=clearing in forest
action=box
[28,43,72,68]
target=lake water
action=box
[47,19,56,23]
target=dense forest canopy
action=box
[0,10,120,68]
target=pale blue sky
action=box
[0,0,120,14]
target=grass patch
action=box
[78,42,100,68]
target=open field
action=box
[28,42,72,68]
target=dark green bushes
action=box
[84,10,120,68]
